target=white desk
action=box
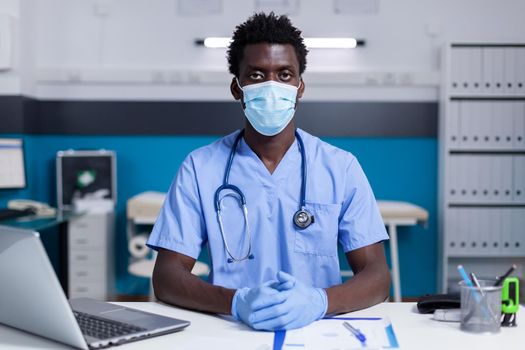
[0,302,522,350]
[378,200,429,302]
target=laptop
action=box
[0,226,190,349]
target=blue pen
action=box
[457,265,481,302]
[343,321,366,343]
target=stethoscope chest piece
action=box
[293,208,314,229]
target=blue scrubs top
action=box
[147,129,388,289]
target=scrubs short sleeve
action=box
[147,155,206,259]
[338,157,388,252]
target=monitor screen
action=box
[57,150,116,209]
[0,138,26,189]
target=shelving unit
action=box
[438,43,525,294]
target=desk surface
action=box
[0,302,523,350]
[0,210,81,231]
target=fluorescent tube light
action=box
[195,37,364,48]
[202,37,233,48]
[304,38,357,48]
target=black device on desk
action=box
[416,293,461,314]
[0,226,190,349]
[0,207,35,221]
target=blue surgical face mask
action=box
[237,79,301,136]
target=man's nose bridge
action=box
[265,73,279,82]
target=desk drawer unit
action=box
[68,213,114,300]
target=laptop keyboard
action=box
[74,311,147,340]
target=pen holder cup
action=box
[459,279,502,334]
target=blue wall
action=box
[0,134,437,297]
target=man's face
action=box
[231,43,305,103]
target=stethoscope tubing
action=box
[215,129,309,263]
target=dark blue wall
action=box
[0,134,437,297]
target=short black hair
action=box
[227,12,308,77]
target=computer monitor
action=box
[0,138,26,189]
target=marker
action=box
[343,321,366,344]
[494,264,517,287]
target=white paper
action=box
[282,318,398,349]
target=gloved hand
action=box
[231,280,287,328]
[250,271,328,331]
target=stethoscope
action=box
[214,129,314,263]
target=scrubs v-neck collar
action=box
[237,132,301,184]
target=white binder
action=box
[491,208,503,254]
[514,155,525,203]
[467,47,483,94]
[478,207,491,254]
[478,155,491,201]
[510,208,525,255]
[468,208,480,254]
[470,102,483,148]
[457,156,468,201]
[470,156,481,202]
[458,208,468,253]
[514,102,525,149]
[479,100,492,150]
[459,102,472,149]
[500,102,514,149]
[490,156,502,202]
[447,156,457,201]
[492,48,505,95]
[500,208,512,254]
[448,101,461,149]
[517,48,525,96]
[482,48,494,95]
[450,155,461,201]
[503,48,517,95]
[446,208,458,255]
[491,102,504,150]
[450,48,462,93]
[456,155,468,202]
[502,155,514,202]
[458,48,470,95]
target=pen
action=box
[343,321,366,343]
[469,272,484,296]
[494,264,516,287]
[457,265,476,290]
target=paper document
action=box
[276,317,399,350]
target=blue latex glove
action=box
[250,271,328,330]
[231,280,287,327]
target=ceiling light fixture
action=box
[195,37,365,48]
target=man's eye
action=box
[280,72,292,81]
[249,73,263,80]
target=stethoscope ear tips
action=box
[227,258,233,263]
[248,254,255,260]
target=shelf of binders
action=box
[445,100,525,152]
[439,42,525,293]
[444,205,525,258]
[445,154,525,204]
[448,44,525,98]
